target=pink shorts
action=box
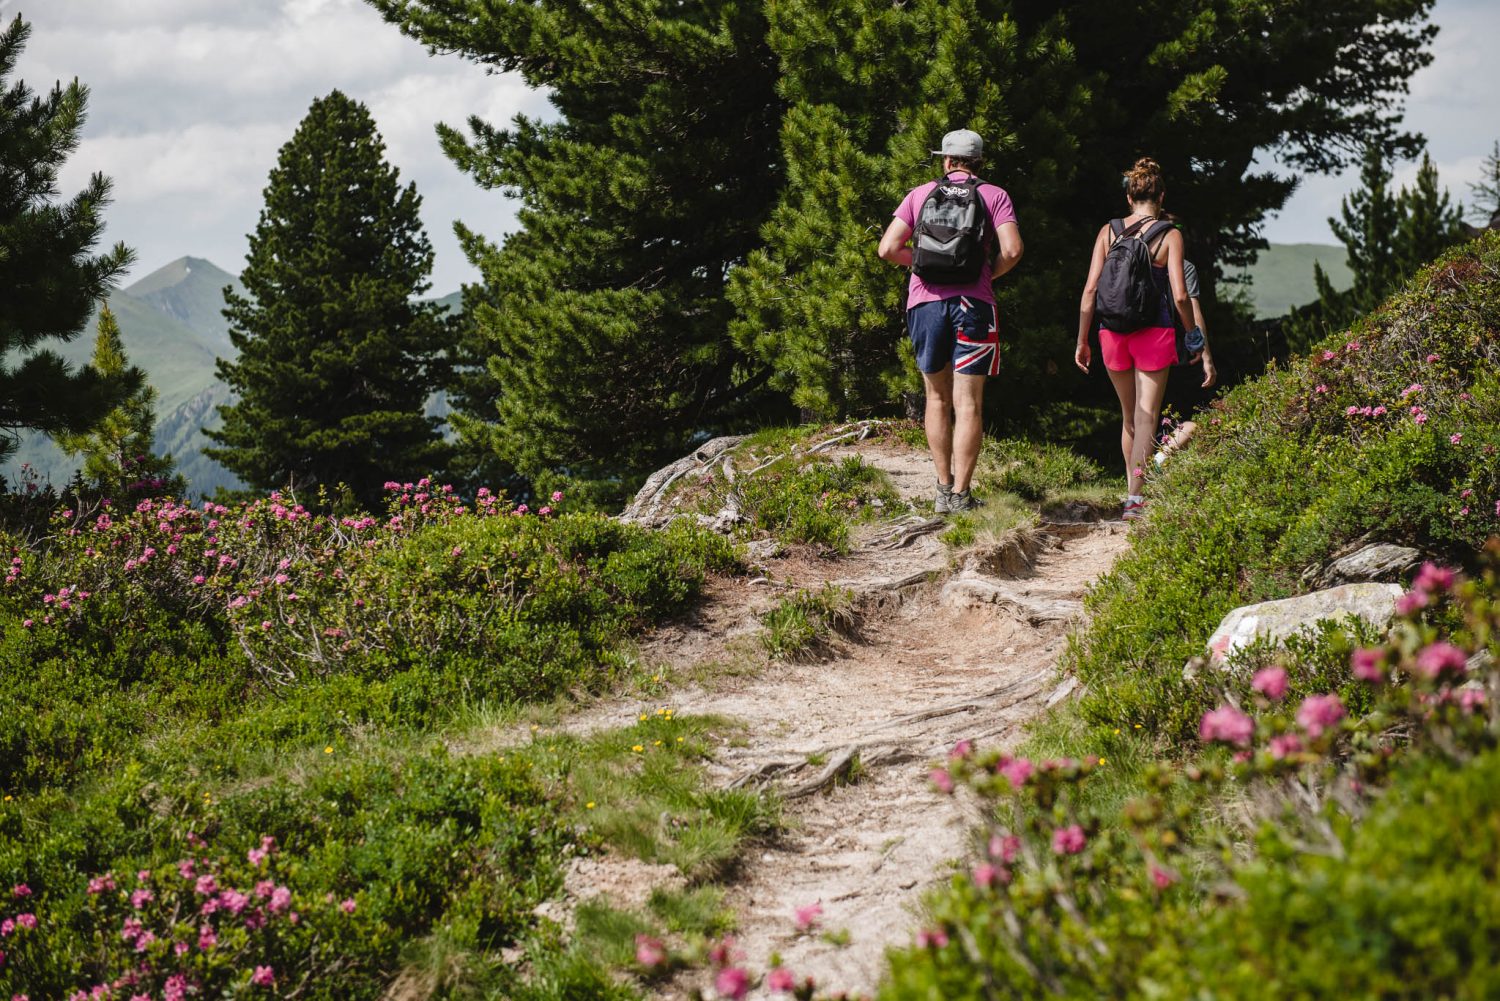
[1100,326,1175,372]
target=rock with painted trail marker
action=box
[1205,582,1405,667]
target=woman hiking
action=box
[1073,157,1209,520]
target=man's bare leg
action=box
[922,368,955,486]
[951,372,986,492]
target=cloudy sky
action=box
[9,0,1500,294]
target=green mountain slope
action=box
[2,259,463,498]
[1229,242,1353,319]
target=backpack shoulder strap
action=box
[1109,218,1125,238]
[1142,220,1174,250]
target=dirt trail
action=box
[559,441,1129,998]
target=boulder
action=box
[1313,543,1421,588]
[1206,582,1405,666]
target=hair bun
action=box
[1127,157,1162,179]
[1123,157,1166,201]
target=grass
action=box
[759,584,857,660]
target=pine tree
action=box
[56,307,184,498]
[1289,146,1464,348]
[206,91,448,509]
[366,0,792,503]
[1468,140,1500,225]
[1394,152,1466,278]
[0,15,138,466]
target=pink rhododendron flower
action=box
[928,768,954,794]
[551,491,564,503]
[1314,384,1329,394]
[1344,405,1358,416]
[1372,405,1386,415]
[971,863,1005,888]
[1396,588,1430,616]
[218,889,249,914]
[87,874,116,895]
[1,919,13,936]
[948,738,973,760]
[198,925,217,950]
[767,967,797,992]
[1451,433,1463,444]
[340,897,357,914]
[1269,733,1303,759]
[1414,562,1455,594]
[194,875,217,896]
[163,977,187,1001]
[1322,350,1336,361]
[1199,705,1254,747]
[1051,824,1086,855]
[989,833,1021,863]
[1414,412,1428,425]
[714,966,750,1000]
[1426,353,1440,362]
[1149,865,1176,889]
[1459,689,1487,714]
[1351,647,1386,683]
[794,902,822,931]
[11,885,29,898]
[1415,642,1468,680]
[635,934,667,968]
[1251,666,1288,700]
[130,889,153,909]
[269,886,292,913]
[251,966,275,987]
[917,927,949,949]
[247,848,266,866]
[999,757,1034,787]
[1296,694,1345,737]
[254,880,275,899]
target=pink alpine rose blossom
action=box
[1269,733,1303,759]
[971,863,1005,888]
[928,768,954,794]
[917,927,949,949]
[247,848,266,866]
[714,966,750,1000]
[1351,647,1386,683]
[1451,433,1463,444]
[1051,824,1086,855]
[340,897,357,914]
[1149,865,1176,889]
[1199,705,1254,747]
[948,738,973,760]
[1414,562,1455,594]
[998,757,1034,787]
[989,833,1021,863]
[1296,694,1346,737]
[251,966,275,987]
[11,885,29,899]
[634,934,667,968]
[794,902,822,931]
[198,925,217,950]
[1459,689,1487,714]
[1251,666,1289,700]
[1415,642,1468,680]
[767,967,797,992]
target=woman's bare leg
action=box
[1128,367,1171,494]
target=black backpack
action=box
[911,175,991,284]
[1095,218,1173,331]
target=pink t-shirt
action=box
[894,173,1018,308]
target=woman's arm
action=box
[1163,231,1196,332]
[1190,298,1218,388]
[1075,226,1109,372]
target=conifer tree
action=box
[207,91,448,509]
[0,15,138,465]
[1394,152,1466,278]
[1468,140,1500,225]
[1289,146,1464,348]
[365,0,790,503]
[56,307,184,498]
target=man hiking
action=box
[878,129,1023,514]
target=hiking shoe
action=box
[949,489,982,513]
[1122,498,1148,521]
[934,481,955,514]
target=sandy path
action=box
[546,441,1131,999]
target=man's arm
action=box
[991,221,1023,279]
[878,218,912,267]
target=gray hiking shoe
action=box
[949,489,983,513]
[934,481,955,514]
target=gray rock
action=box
[1314,543,1421,588]
[1206,582,1405,665]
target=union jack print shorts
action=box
[906,296,1001,376]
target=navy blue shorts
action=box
[906,296,1001,376]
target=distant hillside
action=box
[2,257,246,497]
[2,263,464,499]
[1229,243,1353,319]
